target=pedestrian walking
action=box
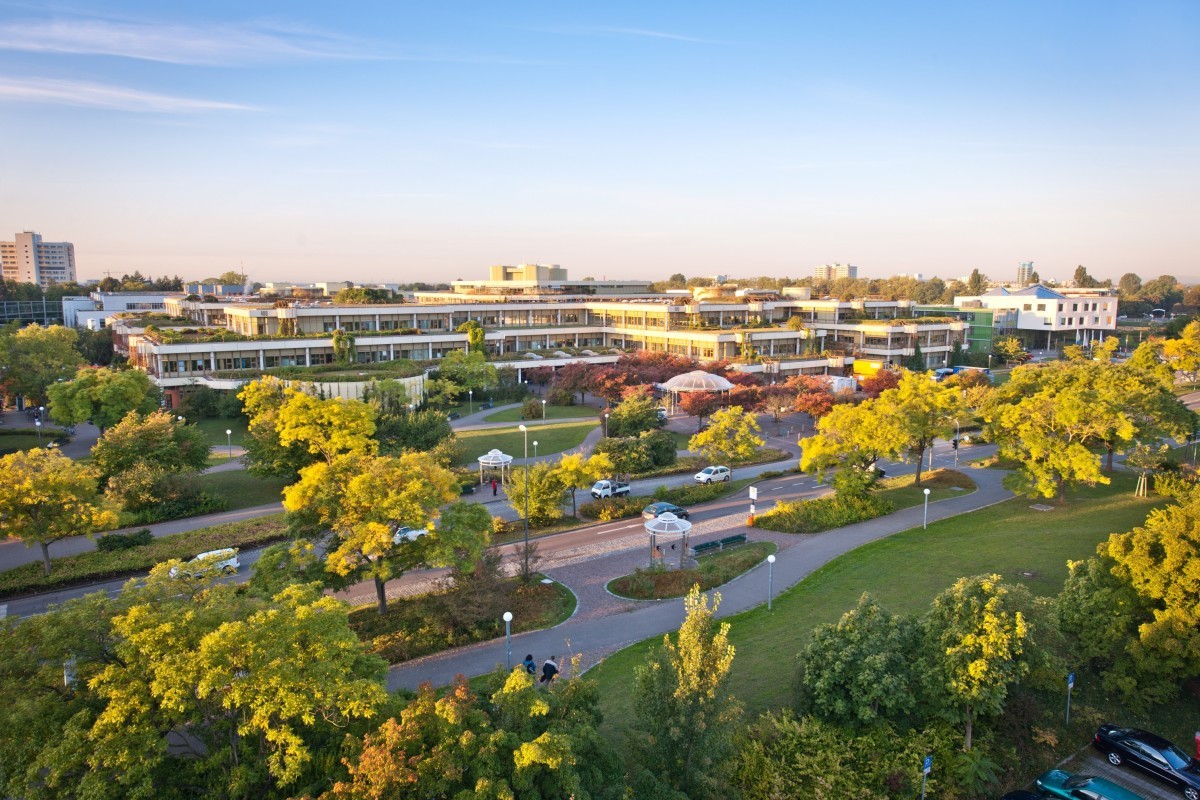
[491,478,498,497]
[523,654,536,675]
[539,655,559,684]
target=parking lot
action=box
[1009,748,1182,799]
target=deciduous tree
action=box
[924,574,1031,751]
[0,449,119,574]
[90,409,209,482]
[629,586,741,799]
[46,366,159,433]
[507,461,568,525]
[238,376,318,479]
[276,390,377,464]
[0,323,84,405]
[554,451,614,516]
[688,405,764,479]
[606,392,661,438]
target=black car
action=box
[642,501,690,521]
[1093,724,1200,800]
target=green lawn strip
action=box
[668,430,694,450]
[589,469,1166,741]
[608,542,777,600]
[484,404,598,423]
[190,417,249,448]
[453,420,599,466]
[0,514,289,599]
[349,575,575,664]
[0,433,50,454]
[191,470,289,511]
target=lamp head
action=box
[502,611,513,622]
[923,488,930,495]
[767,554,776,563]
[519,424,527,432]
[226,429,232,435]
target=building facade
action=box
[1,232,76,288]
[954,285,1117,349]
[813,263,858,281]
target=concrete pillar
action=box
[258,350,265,369]
[305,348,311,367]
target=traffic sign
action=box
[749,486,758,500]
[1067,672,1075,689]
[923,755,933,775]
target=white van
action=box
[169,548,240,578]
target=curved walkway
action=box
[386,465,1014,690]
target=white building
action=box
[955,285,1117,349]
[62,292,181,329]
[813,263,858,281]
[1,231,76,288]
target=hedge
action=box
[0,514,289,599]
[751,494,895,534]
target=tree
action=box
[629,586,741,800]
[871,372,962,486]
[0,448,119,574]
[549,361,596,405]
[437,349,498,394]
[800,593,923,726]
[1102,495,1200,699]
[456,319,486,354]
[688,405,764,479]
[76,327,115,366]
[46,366,159,433]
[1118,272,1143,297]
[334,286,397,304]
[90,409,210,482]
[554,451,614,516]
[1161,320,1200,386]
[606,392,661,438]
[331,328,356,365]
[239,377,317,478]
[679,391,724,431]
[993,336,1027,363]
[248,539,324,598]
[965,269,988,296]
[283,452,461,613]
[78,580,386,798]
[0,323,84,405]
[275,390,377,465]
[924,575,1031,751]
[507,461,568,525]
[858,368,900,398]
[1073,264,1100,288]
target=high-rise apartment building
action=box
[0,232,77,288]
[1017,261,1034,285]
[813,263,858,281]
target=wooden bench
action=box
[688,534,749,557]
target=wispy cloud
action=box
[522,24,722,45]
[0,17,376,65]
[0,76,253,112]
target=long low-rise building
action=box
[113,290,968,400]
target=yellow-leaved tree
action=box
[688,405,764,480]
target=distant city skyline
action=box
[1,2,1196,284]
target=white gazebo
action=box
[477,448,513,486]
[644,512,693,570]
[660,369,735,414]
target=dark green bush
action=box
[125,492,228,525]
[579,495,645,521]
[652,481,727,506]
[96,528,154,551]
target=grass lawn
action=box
[667,430,694,450]
[193,470,289,510]
[608,541,777,600]
[875,468,977,509]
[0,433,49,455]
[484,404,598,423]
[453,420,598,466]
[191,417,249,448]
[349,575,576,664]
[587,469,1168,740]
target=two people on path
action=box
[523,654,536,675]
[539,656,558,684]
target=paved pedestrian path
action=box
[386,464,1014,690]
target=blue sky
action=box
[1,1,1196,284]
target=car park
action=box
[694,465,731,484]
[1093,725,1200,800]
[1036,769,1147,800]
[169,548,240,578]
[642,501,690,521]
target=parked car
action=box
[655,406,668,421]
[694,466,731,484]
[392,525,428,544]
[642,501,690,521]
[1035,770,1146,800]
[169,548,240,578]
[1093,724,1200,800]
[591,479,631,499]
[447,411,461,420]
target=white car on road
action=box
[392,525,428,544]
[694,465,731,484]
[169,548,240,577]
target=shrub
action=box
[652,481,727,506]
[1153,470,1198,500]
[520,398,543,420]
[96,528,154,551]
[639,429,677,468]
[579,495,644,521]
[753,494,895,534]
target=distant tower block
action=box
[1017,261,1034,285]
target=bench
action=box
[688,534,749,557]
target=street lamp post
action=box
[541,399,547,423]
[952,418,960,468]
[988,353,992,370]
[533,440,538,459]
[226,429,232,459]
[767,553,776,610]
[778,406,785,436]
[519,424,530,578]
[923,488,931,529]
[38,406,45,423]
[503,611,513,671]
[35,419,42,445]
[604,412,609,437]
[468,389,473,416]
